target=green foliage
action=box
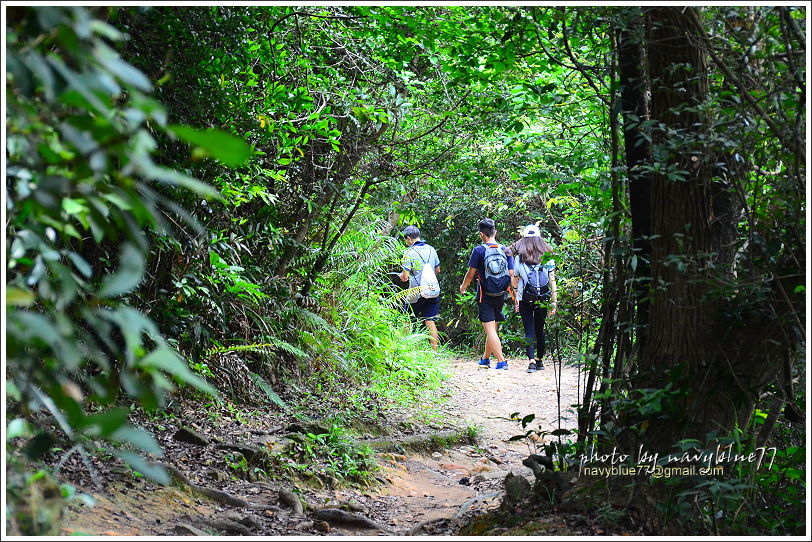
[312,216,449,406]
[582,378,805,536]
[5,6,226,491]
[650,429,805,536]
[203,342,304,363]
[167,125,253,167]
[5,6,804,537]
[427,426,481,451]
[248,372,288,410]
[223,452,250,477]
[281,425,378,486]
[4,462,64,536]
[508,412,579,471]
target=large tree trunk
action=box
[631,7,776,449]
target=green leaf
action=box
[115,451,169,485]
[67,251,93,278]
[47,54,109,113]
[89,20,124,41]
[82,407,130,437]
[38,142,62,163]
[168,124,252,167]
[6,286,35,307]
[102,192,133,211]
[7,418,34,441]
[249,372,287,409]
[6,381,21,402]
[62,197,88,216]
[99,243,144,297]
[139,347,218,397]
[136,161,221,199]
[94,42,151,91]
[9,311,58,345]
[110,426,162,456]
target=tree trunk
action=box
[631,7,777,449]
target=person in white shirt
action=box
[400,225,441,350]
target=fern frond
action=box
[248,372,287,409]
[295,308,338,334]
[204,343,273,359]
[203,338,307,361]
[270,337,309,359]
[325,216,403,277]
[387,286,423,308]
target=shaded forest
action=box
[5,4,806,537]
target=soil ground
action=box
[59,357,594,536]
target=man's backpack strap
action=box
[407,246,430,272]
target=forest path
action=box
[326,357,582,535]
[60,357,583,536]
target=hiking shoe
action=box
[535,359,545,370]
[495,361,508,370]
[478,358,491,368]
[527,362,537,373]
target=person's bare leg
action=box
[481,321,505,362]
[423,319,438,351]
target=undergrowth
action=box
[272,424,379,489]
[501,384,806,537]
[286,216,452,429]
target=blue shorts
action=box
[409,296,440,321]
[477,297,506,323]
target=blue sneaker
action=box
[495,361,508,370]
[478,358,491,368]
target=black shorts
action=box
[477,297,506,323]
[409,296,440,321]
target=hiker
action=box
[400,225,441,350]
[510,224,557,373]
[459,218,515,369]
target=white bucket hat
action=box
[522,224,541,238]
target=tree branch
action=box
[686,8,805,163]
[386,90,472,146]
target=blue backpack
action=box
[481,243,511,296]
[518,261,551,303]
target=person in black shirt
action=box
[459,218,515,369]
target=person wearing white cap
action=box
[509,224,557,372]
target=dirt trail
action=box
[60,357,582,536]
[336,357,581,535]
